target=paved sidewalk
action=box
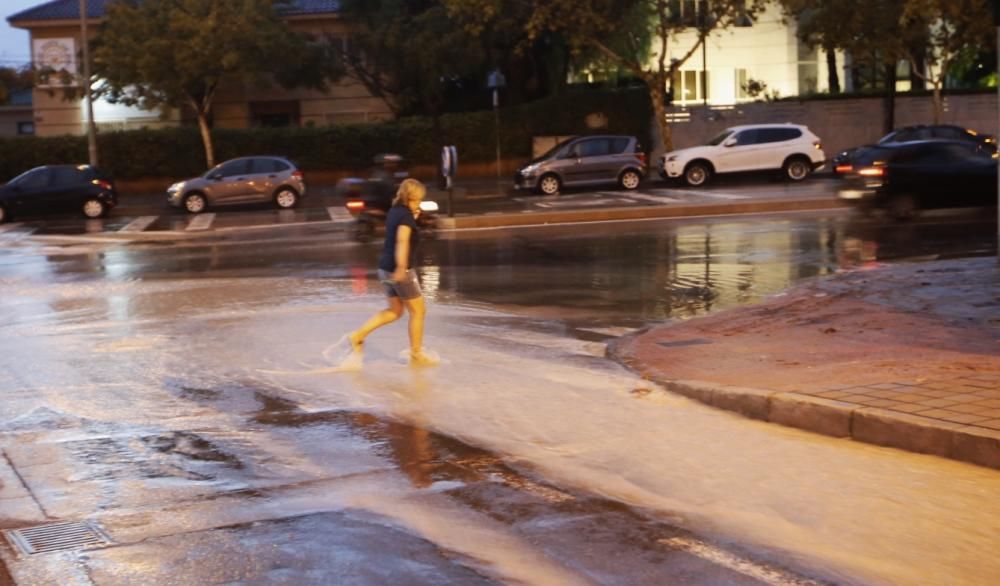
[613,256,1000,469]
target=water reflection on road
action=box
[0,212,997,585]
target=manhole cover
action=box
[4,521,112,555]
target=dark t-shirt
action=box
[379,204,420,272]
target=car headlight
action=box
[520,164,539,176]
[167,182,182,193]
[419,200,439,212]
[665,155,678,162]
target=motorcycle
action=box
[338,154,439,243]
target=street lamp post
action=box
[80,0,98,167]
[994,0,1000,259]
[488,69,506,193]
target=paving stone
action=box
[977,419,1000,431]
[918,399,959,409]
[916,409,960,420]
[940,412,991,425]
[948,403,995,415]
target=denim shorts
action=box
[377,269,422,300]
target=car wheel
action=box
[274,187,299,209]
[887,194,918,221]
[684,162,711,187]
[184,193,207,214]
[619,169,642,190]
[537,173,561,196]
[0,205,7,224]
[783,157,812,182]
[82,198,106,219]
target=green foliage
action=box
[0,66,33,105]
[0,88,651,181]
[91,0,341,167]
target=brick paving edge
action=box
[609,345,1000,471]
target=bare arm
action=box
[392,224,412,281]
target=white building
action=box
[662,2,846,106]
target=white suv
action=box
[661,124,826,186]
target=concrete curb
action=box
[640,376,1000,470]
[438,196,847,229]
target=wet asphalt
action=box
[0,198,997,584]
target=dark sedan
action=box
[837,140,997,220]
[0,165,117,224]
[833,125,996,175]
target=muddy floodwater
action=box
[1,212,997,585]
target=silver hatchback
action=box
[514,135,647,195]
[167,156,306,213]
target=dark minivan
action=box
[514,135,647,195]
[0,165,117,223]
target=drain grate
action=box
[657,338,713,348]
[4,521,112,555]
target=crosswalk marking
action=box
[606,192,682,204]
[327,206,353,223]
[0,225,36,242]
[118,216,158,233]
[535,198,629,208]
[653,188,749,200]
[186,213,215,231]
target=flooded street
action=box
[1,211,998,585]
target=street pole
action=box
[80,0,98,167]
[993,0,1000,260]
[494,88,501,192]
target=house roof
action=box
[8,0,340,23]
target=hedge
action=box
[0,87,652,181]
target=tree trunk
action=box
[883,62,897,134]
[647,75,672,153]
[825,44,840,94]
[931,81,943,124]
[197,111,215,169]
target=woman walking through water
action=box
[348,178,438,366]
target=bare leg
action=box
[350,297,404,351]
[402,296,429,360]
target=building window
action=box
[736,69,749,100]
[17,121,34,135]
[673,69,709,103]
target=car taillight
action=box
[636,152,647,166]
[835,164,853,174]
[93,179,113,190]
[858,167,885,177]
[346,200,365,211]
[292,170,304,180]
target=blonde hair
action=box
[393,178,426,207]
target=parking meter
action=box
[441,145,458,217]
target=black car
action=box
[833,125,996,175]
[0,165,117,223]
[837,140,997,220]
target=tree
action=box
[445,0,766,152]
[91,0,339,168]
[780,0,918,132]
[0,66,33,105]
[334,1,487,118]
[901,0,995,123]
